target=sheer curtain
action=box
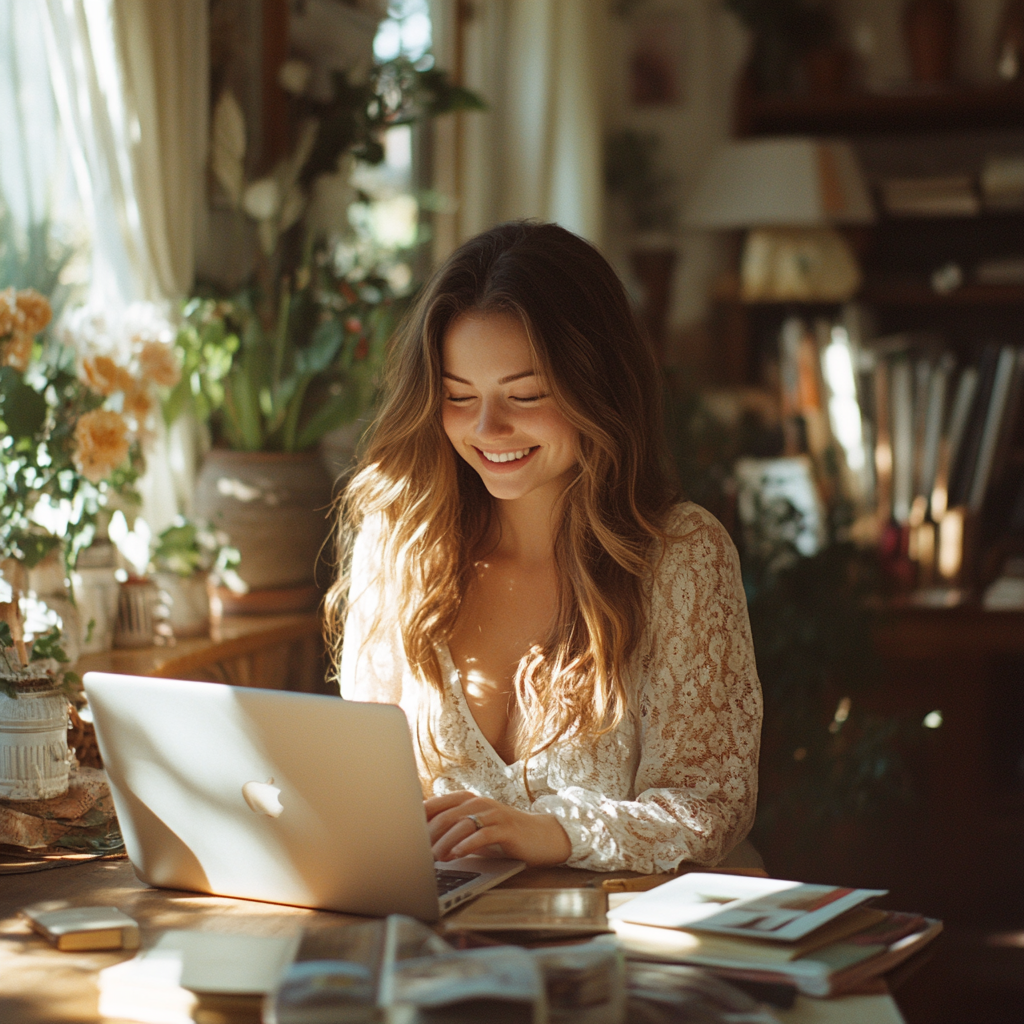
[430,0,606,258]
[38,0,208,534]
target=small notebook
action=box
[443,887,610,937]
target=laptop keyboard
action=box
[435,869,482,896]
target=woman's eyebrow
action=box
[441,370,537,385]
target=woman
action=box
[328,222,761,874]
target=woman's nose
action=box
[475,397,513,438]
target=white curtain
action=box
[431,0,606,257]
[40,0,208,534]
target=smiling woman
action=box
[326,222,762,874]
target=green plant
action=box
[174,57,483,451]
[604,129,675,233]
[150,517,240,581]
[0,621,78,699]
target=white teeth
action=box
[482,447,532,463]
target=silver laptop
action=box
[83,673,524,921]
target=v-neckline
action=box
[438,643,523,771]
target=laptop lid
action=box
[85,673,450,920]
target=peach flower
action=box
[14,289,52,335]
[0,287,15,335]
[0,331,33,372]
[81,355,133,396]
[73,409,130,483]
[138,340,181,388]
[123,378,154,421]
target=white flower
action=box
[243,178,282,221]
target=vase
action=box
[904,0,958,84]
[72,542,120,654]
[0,678,72,801]
[193,449,334,611]
[153,571,211,638]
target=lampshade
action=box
[685,137,876,228]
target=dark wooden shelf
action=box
[871,605,1024,660]
[861,282,1024,306]
[738,82,1024,137]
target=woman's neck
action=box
[489,486,562,565]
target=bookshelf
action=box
[723,82,1024,942]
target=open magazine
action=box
[606,873,887,943]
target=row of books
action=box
[780,312,1024,583]
[877,155,1024,217]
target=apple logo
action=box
[242,779,284,818]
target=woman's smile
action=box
[442,311,578,503]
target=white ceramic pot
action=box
[153,571,211,638]
[72,565,121,654]
[0,682,71,800]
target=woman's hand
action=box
[424,791,572,867]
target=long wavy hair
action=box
[326,221,678,777]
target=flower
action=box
[0,287,15,334]
[138,340,181,388]
[80,354,132,396]
[72,409,130,483]
[122,378,154,422]
[14,289,52,335]
[1,331,33,372]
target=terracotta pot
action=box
[193,449,334,596]
[0,679,71,801]
[904,0,958,84]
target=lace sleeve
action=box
[339,518,405,705]
[532,505,762,873]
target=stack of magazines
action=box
[606,873,942,1000]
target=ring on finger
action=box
[466,813,484,831]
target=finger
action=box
[426,800,494,843]
[450,824,506,859]
[424,791,475,820]
[432,817,480,861]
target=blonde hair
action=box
[326,222,677,779]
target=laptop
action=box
[83,673,524,921]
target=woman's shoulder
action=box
[649,502,740,589]
[659,501,736,553]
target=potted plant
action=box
[167,58,482,608]
[0,621,78,801]
[149,518,241,638]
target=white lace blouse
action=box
[339,502,762,874]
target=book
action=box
[880,175,980,217]
[615,910,942,998]
[969,346,1020,512]
[932,365,979,517]
[443,887,610,939]
[890,355,914,524]
[607,903,887,964]
[266,915,545,1024]
[949,345,999,508]
[919,353,953,518]
[605,872,886,943]
[22,903,140,952]
[98,929,300,1024]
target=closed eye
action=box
[511,393,548,403]
[445,394,474,403]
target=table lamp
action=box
[685,137,875,302]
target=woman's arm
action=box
[531,505,762,873]
[339,518,405,705]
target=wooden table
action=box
[75,613,327,693]
[0,858,907,1024]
